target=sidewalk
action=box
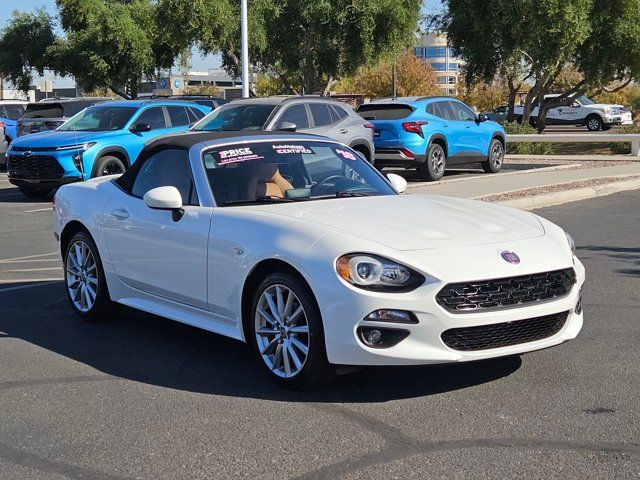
[407,163,640,198]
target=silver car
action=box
[191,96,375,162]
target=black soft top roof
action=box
[142,130,321,152]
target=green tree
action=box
[437,0,640,132]
[220,0,422,95]
[0,9,56,93]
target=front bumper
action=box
[315,245,585,366]
[602,112,633,125]
[6,150,83,188]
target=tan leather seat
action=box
[256,165,293,198]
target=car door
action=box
[308,102,342,139]
[166,105,196,131]
[445,100,486,159]
[102,148,211,309]
[271,103,312,132]
[126,106,172,160]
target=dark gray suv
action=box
[16,97,113,137]
[191,96,375,162]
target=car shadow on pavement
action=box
[0,281,522,402]
[576,245,640,277]
[0,184,53,203]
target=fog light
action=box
[364,309,418,324]
[357,327,410,349]
[365,329,382,345]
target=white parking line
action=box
[0,252,57,262]
[23,207,52,213]
[0,258,59,264]
[0,280,63,293]
[4,267,62,273]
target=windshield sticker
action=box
[271,144,315,155]
[335,148,357,161]
[216,147,263,164]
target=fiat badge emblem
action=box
[501,251,520,264]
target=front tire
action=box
[482,139,504,173]
[18,185,51,198]
[419,143,446,181]
[249,272,334,388]
[64,231,117,321]
[586,115,603,131]
[93,155,126,178]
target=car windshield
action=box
[22,103,64,119]
[576,95,594,105]
[57,106,138,132]
[203,140,396,206]
[2,104,27,120]
[193,104,276,131]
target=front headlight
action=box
[55,141,97,152]
[336,253,425,292]
[565,231,576,255]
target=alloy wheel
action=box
[431,148,445,175]
[588,118,600,131]
[66,240,98,313]
[102,160,125,176]
[254,284,310,378]
[491,142,503,167]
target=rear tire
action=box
[586,115,603,131]
[482,139,504,173]
[63,231,118,321]
[18,185,51,198]
[92,155,126,178]
[249,272,334,389]
[418,143,446,181]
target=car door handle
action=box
[110,208,129,219]
[339,128,348,134]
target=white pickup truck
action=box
[515,94,633,131]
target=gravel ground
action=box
[478,175,640,202]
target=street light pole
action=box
[240,0,249,98]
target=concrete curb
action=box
[405,163,575,190]
[506,154,637,162]
[481,176,640,210]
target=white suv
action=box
[515,94,633,131]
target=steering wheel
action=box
[313,175,348,194]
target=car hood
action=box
[245,195,545,251]
[10,130,115,148]
[587,103,624,110]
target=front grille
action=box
[441,311,569,351]
[8,155,64,179]
[436,268,576,313]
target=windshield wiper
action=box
[223,195,296,206]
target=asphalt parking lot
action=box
[0,171,639,479]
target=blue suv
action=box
[357,97,506,181]
[7,100,210,198]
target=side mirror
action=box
[131,122,152,132]
[571,102,580,108]
[477,114,489,122]
[143,186,184,220]
[276,121,297,132]
[386,173,407,194]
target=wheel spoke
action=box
[282,344,292,376]
[85,283,97,302]
[283,289,294,318]
[264,292,281,323]
[273,343,283,371]
[258,307,277,326]
[289,305,304,324]
[276,285,285,318]
[286,341,302,370]
[290,337,308,356]
[261,336,280,355]
[257,327,278,336]
[289,325,309,334]
[86,276,98,286]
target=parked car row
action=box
[5,94,506,198]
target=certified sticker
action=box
[272,144,314,155]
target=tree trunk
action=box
[129,78,138,100]
[506,77,517,123]
[323,76,337,96]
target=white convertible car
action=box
[53,131,585,388]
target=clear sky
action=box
[1,0,441,87]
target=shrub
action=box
[610,126,640,155]
[503,122,555,155]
